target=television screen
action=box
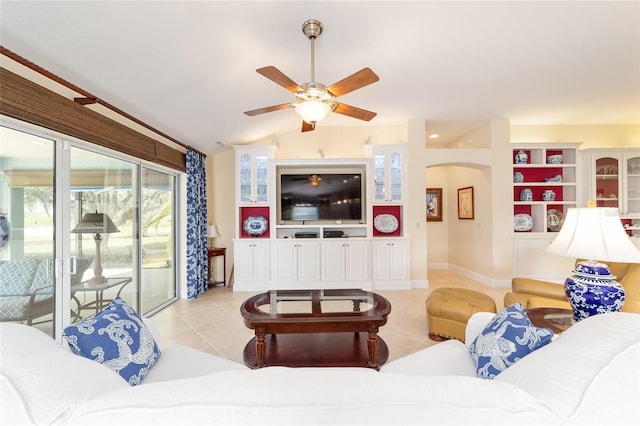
[280,173,362,221]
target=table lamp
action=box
[546,207,640,321]
[72,212,120,285]
[208,225,218,248]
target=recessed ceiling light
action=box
[429,134,439,139]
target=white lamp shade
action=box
[295,101,331,124]
[208,225,218,238]
[546,207,640,263]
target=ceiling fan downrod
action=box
[302,19,323,83]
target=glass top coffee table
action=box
[240,289,391,369]
[527,307,574,334]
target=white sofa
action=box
[1,312,639,425]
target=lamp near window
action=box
[208,225,219,248]
[72,212,120,286]
[546,207,640,321]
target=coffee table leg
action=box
[255,326,266,368]
[367,330,378,368]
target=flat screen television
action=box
[280,173,363,221]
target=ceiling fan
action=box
[244,19,379,132]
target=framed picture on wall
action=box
[426,188,442,222]
[457,186,474,219]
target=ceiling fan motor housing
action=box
[302,19,323,39]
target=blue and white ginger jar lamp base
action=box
[564,260,626,322]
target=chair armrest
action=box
[511,278,567,301]
[28,285,54,303]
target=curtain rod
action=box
[0,46,205,158]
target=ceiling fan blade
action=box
[301,121,315,132]
[244,103,291,116]
[333,103,377,121]
[326,68,379,97]
[257,66,304,92]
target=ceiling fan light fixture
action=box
[295,101,331,125]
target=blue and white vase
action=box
[515,150,528,164]
[564,260,626,322]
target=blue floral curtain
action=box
[186,149,208,299]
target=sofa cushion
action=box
[0,258,39,296]
[469,302,553,379]
[0,323,127,425]
[495,312,640,423]
[380,339,477,376]
[144,345,248,384]
[63,296,161,386]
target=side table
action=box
[527,307,574,334]
[207,247,226,286]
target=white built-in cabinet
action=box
[586,148,640,246]
[233,240,270,286]
[321,240,370,283]
[271,240,321,283]
[232,145,410,291]
[511,143,584,282]
[371,239,410,287]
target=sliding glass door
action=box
[141,167,176,314]
[1,119,179,338]
[68,146,140,322]
[0,125,57,335]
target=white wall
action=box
[208,149,236,284]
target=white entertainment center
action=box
[232,145,410,292]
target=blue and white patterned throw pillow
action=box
[63,296,161,386]
[469,302,553,379]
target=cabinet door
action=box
[252,241,271,281]
[322,242,345,281]
[297,241,321,281]
[372,241,391,279]
[344,241,369,281]
[372,240,408,280]
[273,241,320,282]
[512,237,575,283]
[372,148,404,203]
[235,240,270,281]
[272,241,298,282]
[624,154,640,216]
[234,241,255,282]
[236,148,272,205]
[594,155,621,209]
[388,240,408,279]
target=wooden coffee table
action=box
[527,307,574,334]
[240,289,391,370]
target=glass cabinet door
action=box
[373,151,386,201]
[255,152,269,203]
[625,155,640,216]
[389,151,402,201]
[239,153,252,203]
[372,148,403,203]
[595,156,620,209]
[237,149,271,204]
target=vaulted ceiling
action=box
[1,1,638,154]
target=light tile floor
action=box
[151,270,509,365]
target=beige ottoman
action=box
[426,288,497,342]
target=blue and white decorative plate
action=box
[513,214,533,232]
[243,215,268,236]
[374,214,399,233]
